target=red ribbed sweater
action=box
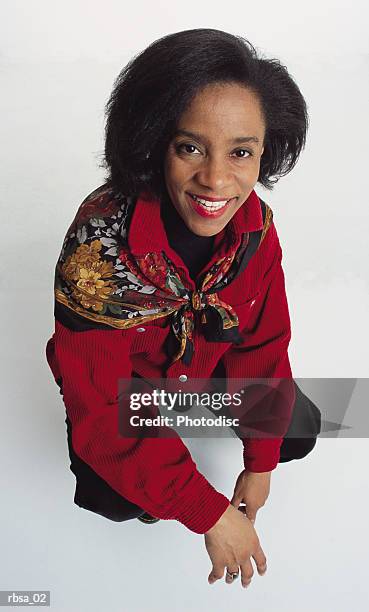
[45,186,295,534]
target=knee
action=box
[279,436,318,463]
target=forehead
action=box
[177,82,265,135]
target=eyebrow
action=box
[173,129,260,145]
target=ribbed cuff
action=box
[168,471,230,534]
[242,437,282,472]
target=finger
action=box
[225,557,239,584]
[252,542,267,576]
[239,558,254,589]
[230,492,242,507]
[245,507,257,524]
[208,563,225,585]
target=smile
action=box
[186,193,235,218]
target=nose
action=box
[194,154,233,193]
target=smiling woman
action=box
[163,83,266,236]
[45,28,320,589]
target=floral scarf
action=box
[54,185,273,366]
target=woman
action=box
[45,28,321,588]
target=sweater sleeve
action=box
[219,236,296,473]
[45,312,230,534]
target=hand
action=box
[204,504,267,588]
[230,469,272,524]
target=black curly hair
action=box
[101,28,309,199]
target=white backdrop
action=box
[1,1,368,611]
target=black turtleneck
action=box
[160,196,215,282]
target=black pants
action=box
[279,380,321,462]
[61,379,321,523]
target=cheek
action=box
[167,160,190,188]
[237,163,260,188]
[251,158,262,177]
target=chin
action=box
[191,221,225,237]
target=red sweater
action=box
[45,186,295,534]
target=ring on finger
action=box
[226,569,239,580]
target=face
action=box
[163,82,266,237]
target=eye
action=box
[233,149,253,158]
[176,143,202,155]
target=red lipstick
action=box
[189,193,234,202]
[186,193,235,219]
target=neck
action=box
[160,193,214,241]
[160,193,215,281]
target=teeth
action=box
[191,194,230,210]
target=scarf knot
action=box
[190,289,206,311]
